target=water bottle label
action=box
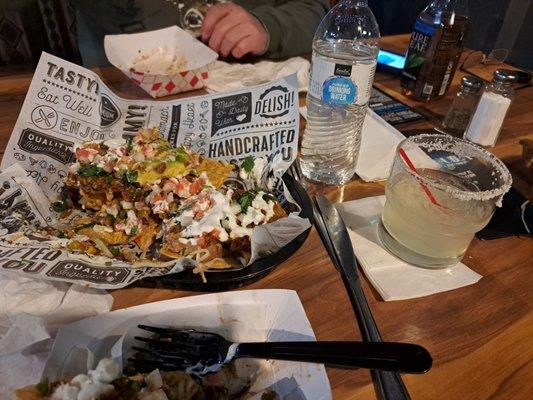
[322,76,356,105]
[309,55,376,106]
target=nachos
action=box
[45,128,286,281]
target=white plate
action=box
[42,289,332,400]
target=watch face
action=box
[177,0,227,36]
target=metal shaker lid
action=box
[461,76,484,92]
[493,69,518,84]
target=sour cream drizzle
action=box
[177,189,275,245]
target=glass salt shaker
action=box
[440,76,484,138]
[465,69,517,147]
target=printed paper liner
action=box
[0,52,306,289]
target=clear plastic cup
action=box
[378,134,512,268]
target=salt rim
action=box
[396,133,512,203]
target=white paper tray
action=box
[42,289,332,400]
[104,26,218,98]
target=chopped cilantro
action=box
[105,261,112,266]
[126,137,133,153]
[57,231,67,239]
[118,209,127,220]
[239,189,259,213]
[129,226,138,236]
[107,214,116,224]
[241,156,254,173]
[202,184,212,189]
[263,193,277,203]
[105,175,113,184]
[36,378,51,396]
[110,247,121,257]
[239,195,252,213]
[78,164,108,178]
[174,146,188,163]
[123,170,138,184]
[52,201,68,212]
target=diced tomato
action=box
[194,209,205,219]
[196,236,206,248]
[142,144,155,158]
[110,145,126,157]
[189,177,205,195]
[75,147,98,163]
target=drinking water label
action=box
[322,76,356,106]
[309,55,376,106]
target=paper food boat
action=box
[42,290,332,400]
[105,26,218,98]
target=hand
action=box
[201,3,269,59]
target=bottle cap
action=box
[461,76,484,92]
[493,69,518,84]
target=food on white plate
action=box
[39,128,286,281]
[131,46,188,75]
[14,357,270,400]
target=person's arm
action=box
[200,3,270,59]
[201,0,330,60]
[249,0,330,59]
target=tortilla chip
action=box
[272,202,287,221]
[160,245,185,259]
[79,228,130,246]
[134,221,158,251]
[13,387,43,400]
[136,162,190,185]
[196,159,234,188]
[204,258,236,269]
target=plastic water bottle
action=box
[300,0,380,185]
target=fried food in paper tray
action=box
[15,357,261,400]
[1,128,309,287]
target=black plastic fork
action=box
[129,325,432,376]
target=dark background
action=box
[0,0,531,69]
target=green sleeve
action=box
[250,0,330,59]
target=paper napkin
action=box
[299,107,405,182]
[337,196,482,301]
[355,109,405,181]
[206,57,310,93]
[0,273,113,397]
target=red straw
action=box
[398,148,442,207]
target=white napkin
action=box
[206,57,310,92]
[355,109,405,181]
[0,272,113,396]
[337,196,482,301]
[299,107,405,182]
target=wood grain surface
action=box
[0,35,532,399]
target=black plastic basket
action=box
[137,173,312,291]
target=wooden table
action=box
[1,35,532,399]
